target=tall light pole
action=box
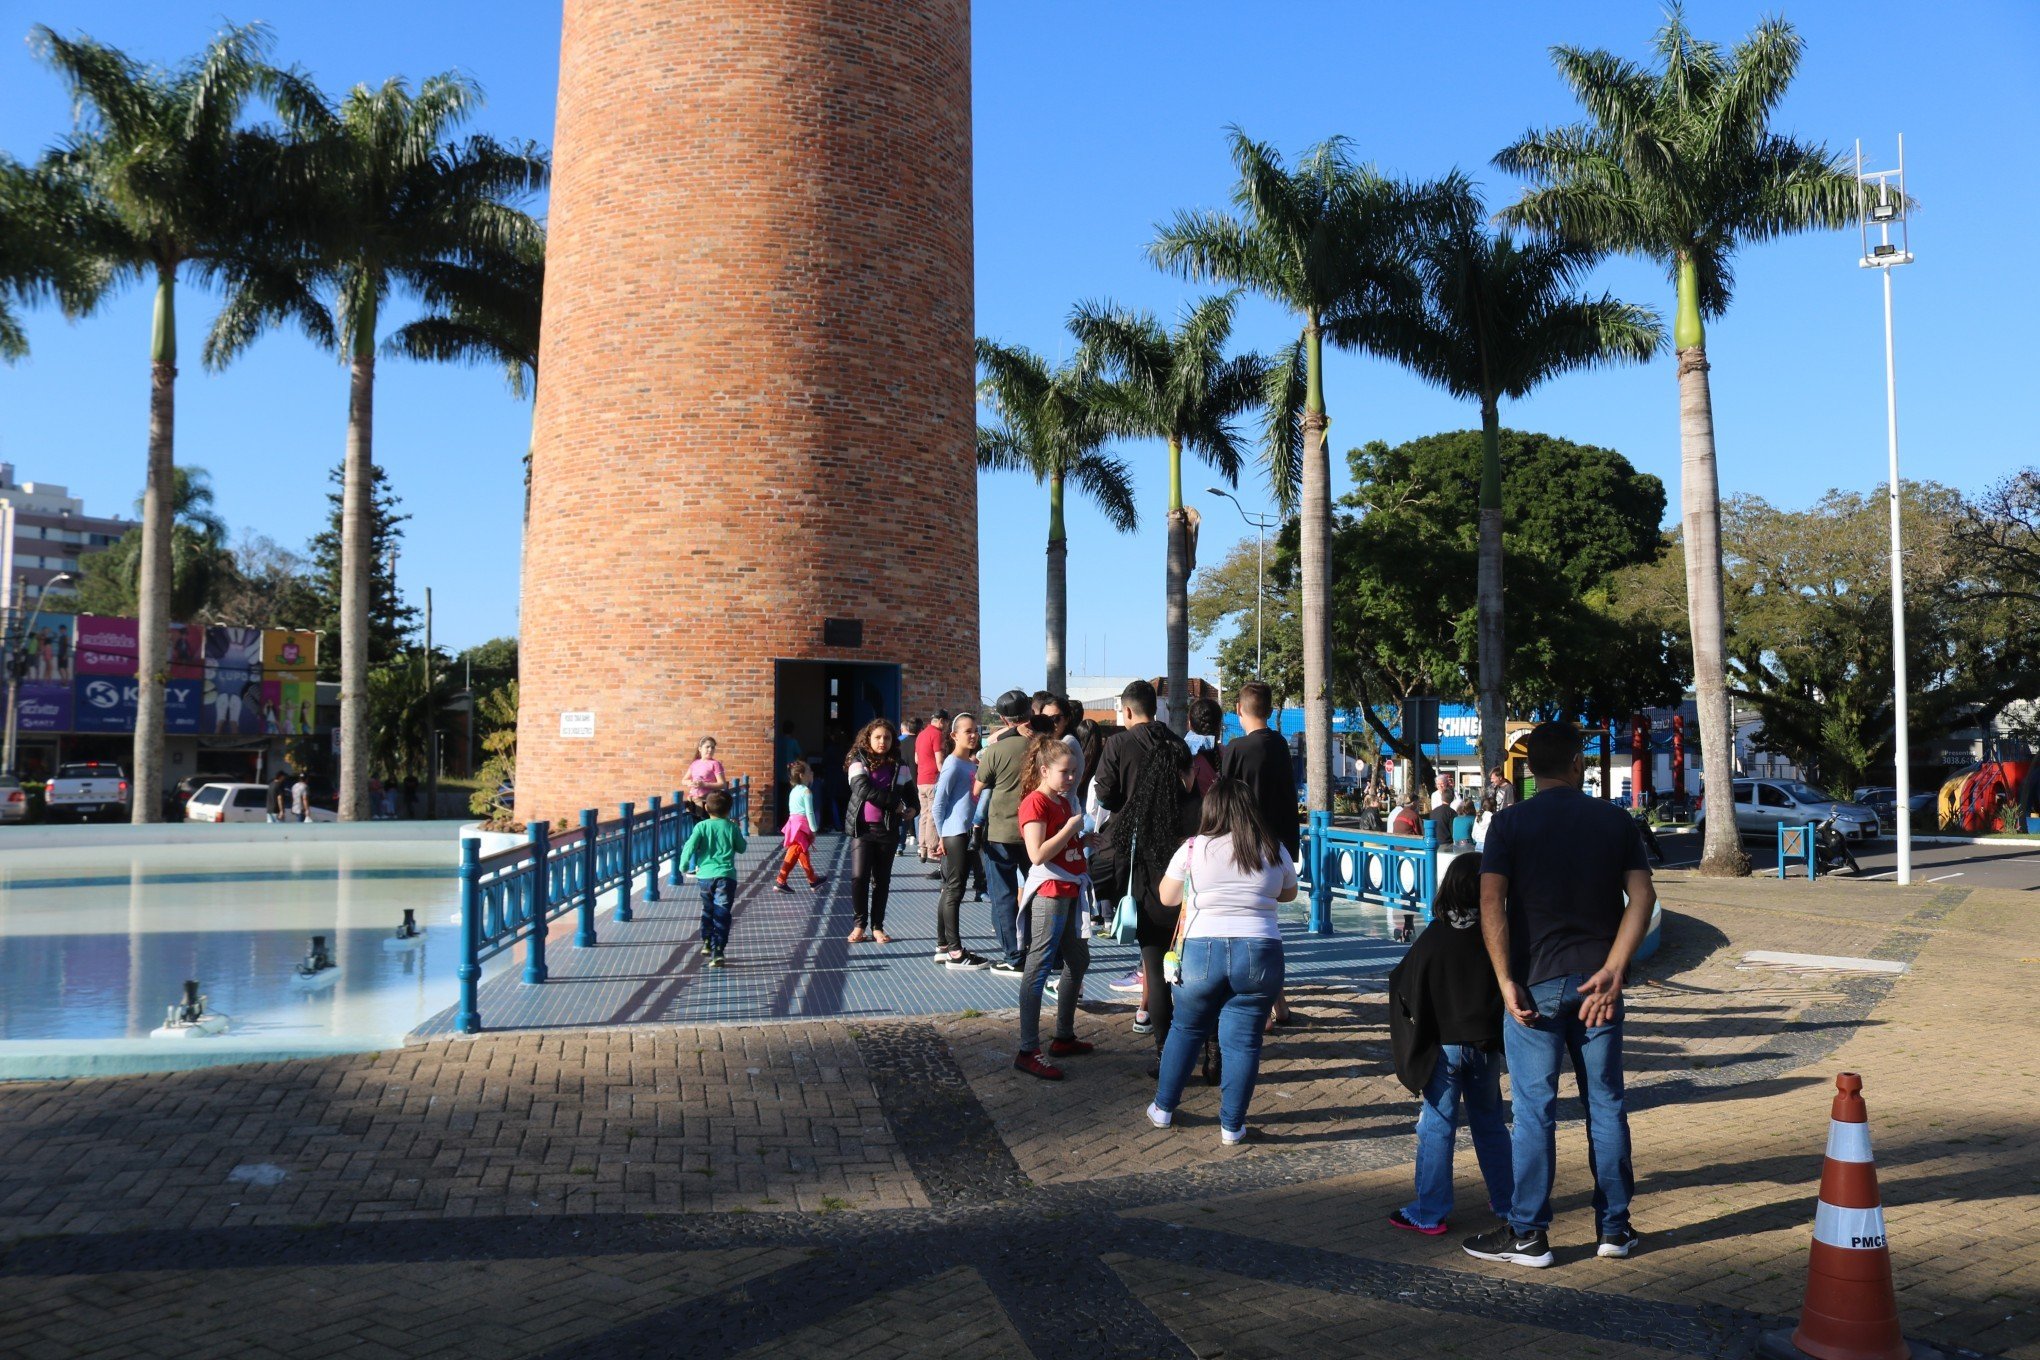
[1207,486,1279,678]
[1857,137,1914,884]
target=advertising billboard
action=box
[15,679,73,732]
[74,616,138,676]
[263,629,317,680]
[72,676,203,733]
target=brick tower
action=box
[516,0,978,828]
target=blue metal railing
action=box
[455,775,752,1033]
[1298,810,1439,935]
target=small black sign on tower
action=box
[822,618,863,649]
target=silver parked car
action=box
[1699,779,1881,842]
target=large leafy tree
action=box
[0,156,102,361]
[1152,130,1441,809]
[31,21,310,821]
[1351,180,1662,775]
[976,339,1139,694]
[1496,9,1862,873]
[207,74,547,819]
[1068,293,1265,728]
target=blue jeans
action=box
[1404,1044,1513,1230]
[1153,937,1284,1133]
[981,840,1025,966]
[1017,894,1089,1051]
[1502,972,1633,1235]
[698,876,735,953]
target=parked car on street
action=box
[44,761,131,822]
[185,782,337,824]
[0,777,26,823]
[1854,785,1938,823]
[172,772,245,821]
[1696,779,1881,842]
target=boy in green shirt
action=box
[681,789,748,967]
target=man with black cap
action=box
[972,689,1035,974]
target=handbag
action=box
[1109,821,1141,944]
[1163,837,1200,984]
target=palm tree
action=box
[1497,9,1861,874]
[0,156,102,361]
[208,74,547,820]
[976,339,1139,693]
[1068,293,1266,729]
[1351,181,1663,775]
[384,231,544,397]
[31,22,308,822]
[1152,130,1439,810]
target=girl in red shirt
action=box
[1013,735,1095,1079]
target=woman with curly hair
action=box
[845,719,912,943]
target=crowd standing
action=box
[714,698,1656,1270]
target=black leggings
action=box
[1140,943,1174,1050]
[852,828,895,931]
[937,832,976,952]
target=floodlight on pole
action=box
[1856,136,1914,885]
[1206,486,1279,679]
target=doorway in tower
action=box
[773,661,902,831]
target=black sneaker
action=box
[1462,1224,1554,1268]
[1596,1227,1640,1259]
[989,960,1024,977]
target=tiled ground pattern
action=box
[1,872,2032,1360]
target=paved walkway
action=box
[417,834,1404,1035]
[1,871,2033,1359]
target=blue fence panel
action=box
[1298,811,1440,935]
[456,775,758,1033]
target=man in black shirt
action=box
[1465,721,1654,1270]
[1218,681,1298,861]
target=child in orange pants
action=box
[774,759,827,892]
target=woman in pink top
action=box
[685,736,728,816]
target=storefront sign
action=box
[15,680,72,732]
[74,616,138,676]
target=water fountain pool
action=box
[0,829,484,1079]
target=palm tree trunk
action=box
[1044,472,1068,695]
[339,321,376,822]
[130,265,177,824]
[1674,258,1747,875]
[1476,398,1505,779]
[1300,319,1332,813]
[1164,435,1189,732]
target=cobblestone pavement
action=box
[2,874,2033,1359]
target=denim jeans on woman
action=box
[1403,1043,1512,1230]
[1017,894,1089,1051]
[1153,936,1284,1133]
[1501,972,1633,1235]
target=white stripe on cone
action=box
[1824,1118,1874,1164]
[1813,1201,1888,1251]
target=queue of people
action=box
[744,703,1656,1270]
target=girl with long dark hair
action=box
[1144,778,1295,1144]
[845,719,909,943]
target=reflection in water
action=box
[0,841,466,1042]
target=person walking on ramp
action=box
[1464,721,1655,1268]
[682,789,748,968]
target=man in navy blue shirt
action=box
[1464,721,1655,1269]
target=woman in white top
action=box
[1143,778,1297,1144]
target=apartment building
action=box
[0,462,134,602]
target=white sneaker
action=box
[1146,1102,1172,1129]
[1221,1126,1249,1146]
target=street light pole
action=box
[1857,137,1914,885]
[1207,486,1279,679]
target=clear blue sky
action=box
[2,1,2033,694]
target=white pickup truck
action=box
[45,761,132,822]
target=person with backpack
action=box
[1092,680,1199,1063]
[1386,853,1512,1235]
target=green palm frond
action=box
[975,336,1135,533]
[1260,336,1305,515]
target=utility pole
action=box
[1207,487,1279,678]
[1857,137,1914,884]
[424,586,437,819]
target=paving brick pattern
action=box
[2,875,2033,1359]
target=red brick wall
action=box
[517,0,978,829]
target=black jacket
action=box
[1387,920,1504,1095]
[1094,723,1199,926]
[845,758,914,834]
